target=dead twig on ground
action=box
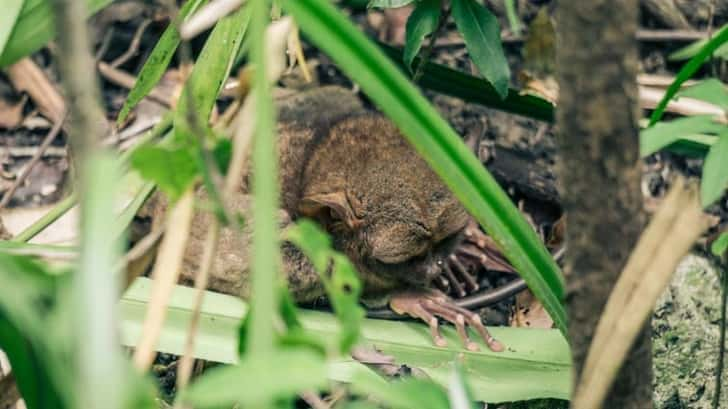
[98,62,172,107]
[0,115,66,210]
[5,58,65,125]
[110,19,153,68]
[641,0,692,29]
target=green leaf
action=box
[280,0,566,335]
[0,0,111,67]
[649,24,728,126]
[379,43,554,122]
[640,115,724,157]
[403,0,440,72]
[503,0,522,34]
[285,220,365,352]
[181,350,328,407]
[351,371,450,409]
[117,0,209,124]
[0,0,24,57]
[668,26,728,61]
[678,78,728,110]
[368,0,414,9]
[120,278,572,402]
[174,3,250,138]
[701,133,728,206]
[129,145,199,202]
[451,0,510,98]
[712,232,728,256]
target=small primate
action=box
[174,86,503,352]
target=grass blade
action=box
[649,24,728,126]
[117,0,209,124]
[120,278,572,402]
[379,44,555,122]
[0,0,111,67]
[282,0,566,334]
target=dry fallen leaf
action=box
[510,289,554,329]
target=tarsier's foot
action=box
[436,220,515,297]
[389,290,504,352]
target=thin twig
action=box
[6,58,66,124]
[0,114,66,210]
[110,19,153,68]
[98,62,171,107]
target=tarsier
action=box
[174,86,504,352]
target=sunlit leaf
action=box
[678,78,728,110]
[0,0,111,67]
[280,0,567,335]
[0,0,24,58]
[712,232,728,256]
[285,219,364,352]
[640,115,723,157]
[181,350,328,407]
[451,0,510,98]
[129,145,199,202]
[403,0,440,72]
[701,133,728,206]
[120,279,572,402]
[117,0,209,124]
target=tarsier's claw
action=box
[390,291,503,352]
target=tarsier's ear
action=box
[299,192,362,229]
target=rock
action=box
[653,254,726,408]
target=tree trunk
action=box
[555,1,653,408]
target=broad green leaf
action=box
[640,115,723,157]
[403,0,440,72]
[285,219,365,352]
[368,0,414,9]
[701,133,728,206]
[649,24,728,126]
[181,350,328,407]
[451,0,510,98]
[129,145,199,202]
[712,232,728,256]
[0,0,111,67]
[0,0,24,57]
[379,44,555,122]
[117,0,209,124]
[120,278,572,402]
[280,0,566,335]
[678,78,728,110]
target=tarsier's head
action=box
[298,115,471,291]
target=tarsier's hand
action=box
[389,290,504,352]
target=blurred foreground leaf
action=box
[701,134,728,206]
[640,115,722,157]
[120,278,572,402]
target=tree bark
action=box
[555,1,653,408]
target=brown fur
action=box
[176,86,469,303]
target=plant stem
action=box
[412,7,450,84]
